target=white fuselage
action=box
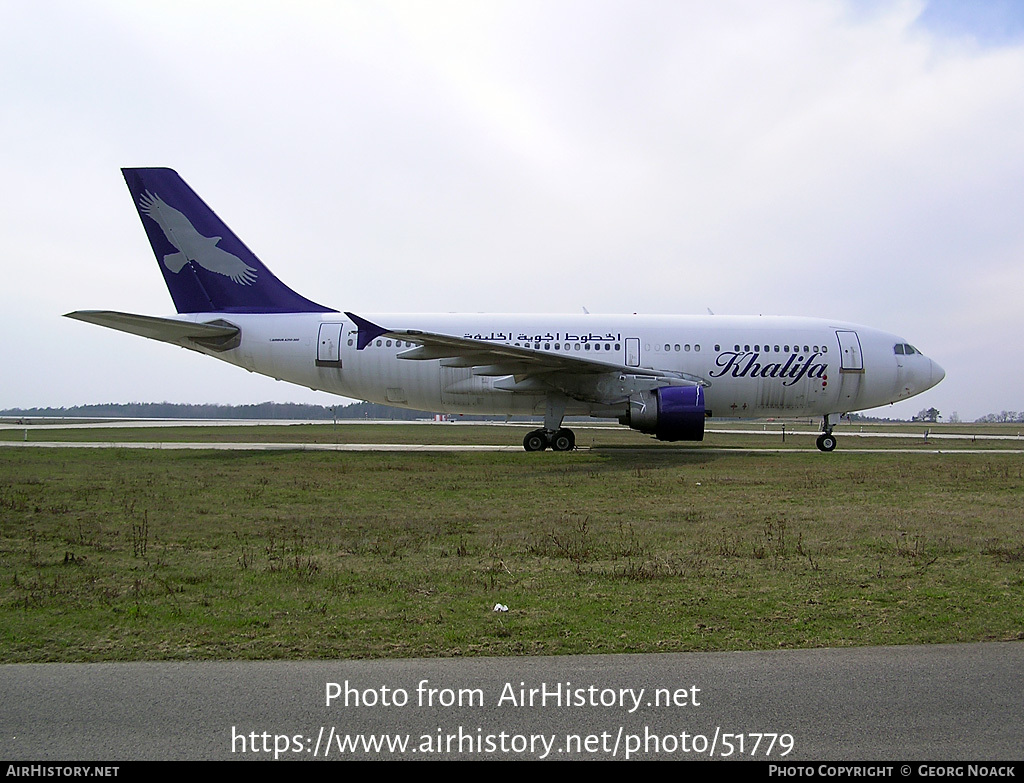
[180,311,944,421]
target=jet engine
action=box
[621,385,705,441]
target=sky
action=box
[2,0,1024,421]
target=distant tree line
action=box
[975,411,1024,423]
[0,400,544,423]
[844,413,905,423]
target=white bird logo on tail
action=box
[138,191,258,285]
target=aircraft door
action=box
[837,330,863,372]
[316,322,345,367]
[836,329,863,408]
[626,338,641,367]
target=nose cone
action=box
[903,355,945,399]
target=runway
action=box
[4,418,1022,455]
[3,440,1024,454]
[0,440,524,452]
[4,642,1021,761]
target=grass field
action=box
[1,423,1022,662]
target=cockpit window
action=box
[894,343,920,356]
[894,344,905,355]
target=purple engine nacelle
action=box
[622,385,705,442]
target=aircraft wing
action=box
[344,312,708,385]
[64,311,240,351]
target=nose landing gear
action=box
[816,433,837,452]
[816,413,840,452]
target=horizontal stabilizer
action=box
[64,310,240,351]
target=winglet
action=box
[344,312,388,350]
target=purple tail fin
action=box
[122,168,335,314]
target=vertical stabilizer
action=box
[122,168,334,314]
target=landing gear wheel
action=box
[523,430,548,452]
[550,428,576,452]
[816,433,837,452]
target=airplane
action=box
[66,168,945,452]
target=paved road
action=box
[0,440,525,452]
[3,642,1021,760]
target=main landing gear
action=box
[523,396,576,452]
[816,413,839,452]
[523,428,576,452]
